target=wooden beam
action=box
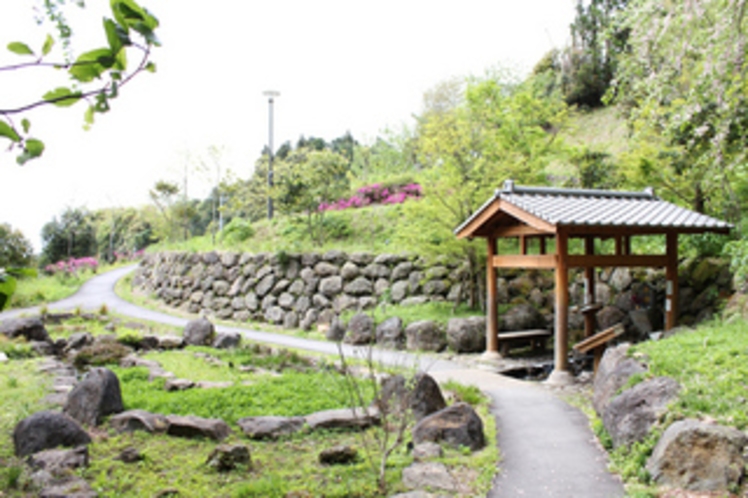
[665,232,679,330]
[566,254,668,268]
[455,200,503,239]
[584,236,596,339]
[493,254,557,269]
[486,237,500,356]
[492,225,552,238]
[554,230,570,374]
[499,201,557,233]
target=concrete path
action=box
[0,266,624,497]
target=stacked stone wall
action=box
[133,251,732,339]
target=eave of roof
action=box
[454,180,733,239]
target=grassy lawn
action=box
[0,316,498,497]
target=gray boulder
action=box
[64,367,124,426]
[412,403,485,451]
[305,407,380,431]
[405,320,446,352]
[183,318,215,346]
[238,416,305,439]
[411,373,447,421]
[314,261,339,277]
[13,411,91,457]
[206,444,251,472]
[213,331,241,349]
[603,376,680,447]
[501,303,544,331]
[326,316,346,341]
[402,462,458,492]
[166,415,231,441]
[596,305,626,330]
[109,410,170,434]
[344,313,374,345]
[0,316,50,342]
[319,276,343,296]
[446,317,486,353]
[646,419,748,492]
[377,373,445,422]
[593,343,647,416]
[343,276,373,296]
[27,445,89,476]
[376,317,404,349]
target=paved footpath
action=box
[0,266,624,497]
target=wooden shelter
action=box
[455,180,732,384]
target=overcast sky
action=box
[1,0,576,252]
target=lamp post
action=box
[263,90,280,220]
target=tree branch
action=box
[0,45,151,117]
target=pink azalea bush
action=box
[319,183,422,212]
[44,257,99,276]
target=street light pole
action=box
[263,90,280,220]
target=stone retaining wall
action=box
[133,251,732,340]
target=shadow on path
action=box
[0,265,624,498]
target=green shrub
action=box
[73,341,132,369]
[222,218,255,243]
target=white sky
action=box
[1,0,575,252]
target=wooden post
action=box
[665,232,679,331]
[520,235,527,255]
[549,230,572,384]
[539,236,547,255]
[584,236,596,338]
[484,236,500,359]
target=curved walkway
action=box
[0,266,624,497]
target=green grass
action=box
[0,359,53,495]
[147,204,405,255]
[8,270,95,309]
[631,319,748,429]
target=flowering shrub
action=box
[44,257,99,276]
[319,183,422,212]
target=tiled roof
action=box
[455,180,733,235]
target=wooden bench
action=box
[573,323,625,373]
[498,329,552,355]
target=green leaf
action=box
[16,139,45,164]
[43,87,83,107]
[0,121,20,143]
[68,48,114,82]
[7,41,34,56]
[84,105,95,130]
[21,119,30,134]
[145,61,156,73]
[41,34,54,56]
[104,18,130,53]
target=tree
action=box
[399,72,569,308]
[0,222,34,268]
[41,206,97,265]
[149,180,199,242]
[610,0,748,223]
[1,0,159,164]
[273,147,350,245]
